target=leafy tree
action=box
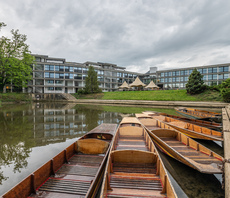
[84,66,101,93]
[186,69,206,94]
[0,22,34,93]
[220,78,230,102]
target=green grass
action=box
[0,93,32,103]
[77,89,223,102]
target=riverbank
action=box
[75,89,222,101]
[0,93,32,103]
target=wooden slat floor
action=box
[30,154,103,198]
[106,132,165,197]
[160,137,222,165]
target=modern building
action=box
[26,54,230,93]
[29,54,143,93]
[155,63,230,89]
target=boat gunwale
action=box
[99,118,178,198]
[2,123,118,198]
[136,116,223,174]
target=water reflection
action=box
[0,103,224,198]
[0,103,124,194]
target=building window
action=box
[224,73,229,79]
[180,70,185,75]
[160,78,164,83]
[189,69,193,75]
[203,75,207,80]
[169,78,172,82]
[55,80,63,84]
[165,78,168,83]
[175,71,180,76]
[165,72,168,77]
[180,77,184,81]
[48,87,54,90]
[55,87,62,91]
[172,71,176,76]
[55,73,60,78]
[161,73,164,77]
[185,77,188,81]
[55,66,60,71]
[185,70,188,75]
[176,77,180,82]
[208,75,212,80]
[69,67,73,72]
[47,80,54,84]
[172,77,176,82]
[213,74,217,80]
[219,66,229,72]
[168,72,172,76]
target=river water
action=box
[0,103,224,197]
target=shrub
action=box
[221,88,230,102]
[186,69,206,94]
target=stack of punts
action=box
[100,117,177,198]
[175,107,222,122]
[2,123,117,198]
[143,111,222,131]
[136,114,223,174]
[143,112,223,141]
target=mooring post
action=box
[222,104,230,198]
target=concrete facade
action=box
[25,54,230,93]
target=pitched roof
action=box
[119,81,130,89]
[129,77,146,87]
[145,81,159,89]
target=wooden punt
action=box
[100,117,177,198]
[147,114,223,141]
[136,114,223,174]
[2,123,117,198]
[175,107,222,122]
[143,111,222,131]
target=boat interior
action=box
[136,115,223,174]
[152,115,222,139]
[101,117,176,198]
[3,124,117,198]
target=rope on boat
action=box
[221,158,230,189]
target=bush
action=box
[221,88,230,102]
[220,78,230,102]
[209,85,221,92]
[186,69,206,95]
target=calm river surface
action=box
[0,103,224,197]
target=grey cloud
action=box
[1,0,230,72]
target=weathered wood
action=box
[137,114,223,174]
[2,123,117,198]
[223,105,230,198]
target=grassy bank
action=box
[77,89,222,102]
[0,93,32,103]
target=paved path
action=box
[76,99,228,108]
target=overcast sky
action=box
[1,0,230,73]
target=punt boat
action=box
[100,117,177,198]
[2,123,117,198]
[136,114,223,174]
[175,107,222,122]
[143,111,222,131]
[148,114,223,141]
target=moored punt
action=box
[100,117,177,198]
[2,123,117,198]
[149,114,223,141]
[175,107,222,122]
[136,114,223,174]
[143,111,222,131]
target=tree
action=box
[186,69,206,94]
[84,66,101,93]
[0,22,34,93]
[220,78,230,102]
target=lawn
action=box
[77,89,222,102]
